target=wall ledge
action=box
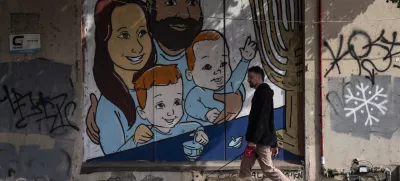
[80,160,303,174]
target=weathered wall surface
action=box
[82,0,304,164]
[322,0,400,169]
[0,0,83,180]
[6,0,400,180]
[305,0,400,180]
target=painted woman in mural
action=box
[89,0,156,154]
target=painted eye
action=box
[202,64,212,70]
[187,0,198,6]
[174,99,181,106]
[156,102,165,109]
[138,29,147,37]
[165,0,177,6]
[220,62,227,67]
[118,32,130,39]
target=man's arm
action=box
[247,88,273,144]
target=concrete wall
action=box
[0,0,83,180]
[304,0,400,180]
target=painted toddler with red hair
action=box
[185,30,257,125]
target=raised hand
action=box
[240,36,257,61]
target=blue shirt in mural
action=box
[96,90,147,154]
[185,59,250,126]
[136,122,205,147]
[96,89,206,154]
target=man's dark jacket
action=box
[245,83,277,148]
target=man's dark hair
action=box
[248,66,265,81]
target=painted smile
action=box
[170,24,187,31]
[162,117,177,124]
[212,76,224,85]
[126,54,144,64]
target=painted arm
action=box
[97,97,136,154]
[185,87,210,121]
[226,59,250,93]
[175,122,209,145]
[172,121,204,136]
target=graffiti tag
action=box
[0,85,79,134]
[324,30,400,85]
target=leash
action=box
[203,152,245,181]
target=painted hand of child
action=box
[206,108,220,123]
[240,36,257,61]
[191,130,209,145]
[134,124,153,144]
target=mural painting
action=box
[83,0,304,162]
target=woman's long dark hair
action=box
[93,0,155,127]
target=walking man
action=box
[239,66,289,181]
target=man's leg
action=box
[239,152,257,178]
[255,145,289,181]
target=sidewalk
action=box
[200,160,303,181]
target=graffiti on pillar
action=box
[324,28,400,138]
[83,0,304,162]
[0,59,78,136]
[324,30,400,85]
[326,76,400,139]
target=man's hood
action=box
[258,83,274,96]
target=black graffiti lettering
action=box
[0,85,79,134]
[324,35,351,77]
[324,30,400,85]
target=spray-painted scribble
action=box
[324,30,400,85]
[0,59,78,136]
[0,85,79,133]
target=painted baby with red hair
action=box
[185,30,257,125]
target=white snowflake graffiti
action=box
[344,83,388,126]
